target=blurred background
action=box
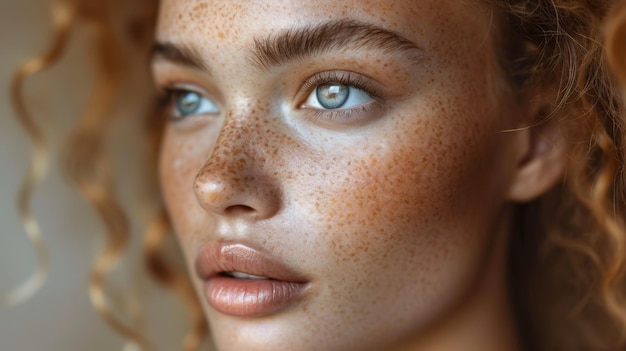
[1,0,194,350]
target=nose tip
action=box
[193,169,280,221]
[195,181,226,206]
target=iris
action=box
[316,83,350,109]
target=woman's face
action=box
[153,1,526,350]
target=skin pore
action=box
[152,1,564,350]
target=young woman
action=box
[9,0,626,350]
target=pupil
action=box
[316,83,349,109]
[176,91,201,115]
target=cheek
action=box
[159,128,216,251]
[306,147,462,278]
[303,112,501,260]
[286,88,514,330]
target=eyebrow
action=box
[250,19,424,70]
[151,19,424,73]
[151,41,209,72]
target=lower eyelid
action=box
[299,100,385,127]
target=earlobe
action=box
[507,116,567,203]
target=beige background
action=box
[1,1,193,350]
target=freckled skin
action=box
[155,1,528,350]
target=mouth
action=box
[195,242,310,317]
[220,271,270,280]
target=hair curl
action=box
[491,0,626,349]
[10,0,626,350]
[10,0,205,349]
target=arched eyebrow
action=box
[151,41,210,72]
[249,19,425,70]
[151,19,424,73]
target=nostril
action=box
[223,204,257,216]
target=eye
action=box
[303,82,374,110]
[170,90,219,118]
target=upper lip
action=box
[195,241,309,283]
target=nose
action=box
[193,117,281,221]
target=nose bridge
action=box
[193,104,279,219]
[199,116,257,189]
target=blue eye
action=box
[304,83,374,110]
[172,90,219,118]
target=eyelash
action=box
[157,87,181,118]
[155,71,383,125]
[299,71,382,124]
[157,85,210,121]
[300,71,378,97]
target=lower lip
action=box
[205,276,308,317]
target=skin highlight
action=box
[153,1,563,350]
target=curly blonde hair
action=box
[9,0,626,350]
[485,1,626,349]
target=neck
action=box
[399,213,523,351]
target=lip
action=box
[195,241,310,317]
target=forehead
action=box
[155,0,493,54]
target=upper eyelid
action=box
[151,65,223,101]
[301,71,375,91]
[160,84,221,106]
[297,71,383,105]
[158,82,209,96]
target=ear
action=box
[507,108,567,202]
